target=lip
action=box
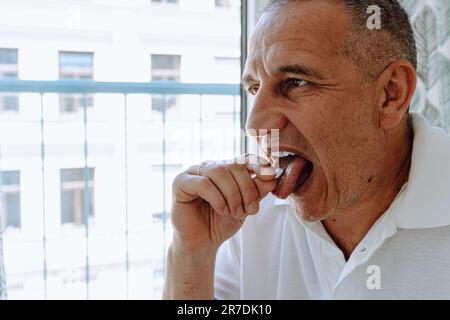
[269,145,315,199]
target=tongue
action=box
[273,156,310,199]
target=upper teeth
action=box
[271,151,296,158]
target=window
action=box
[213,56,240,84]
[214,56,240,66]
[1,0,241,299]
[60,168,95,226]
[151,54,180,113]
[59,51,94,114]
[151,54,180,81]
[0,48,19,112]
[151,0,178,4]
[0,171,21,230]
[151,163,182,223]
[215,0,240,9]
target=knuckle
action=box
[172,172,185,190]
[227,162,241,171]
[227,191,243,209]
[211,163,227,175]
[217,202,227,212]
[228,163,248,175]
[229,187,242,199]
[241,185,258,201]
[198,177,212,189]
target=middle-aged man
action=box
[164,0,450,299]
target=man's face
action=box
[244,1,386,221]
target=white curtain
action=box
[401,0,450,132]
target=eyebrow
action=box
[277,64,323,80]
[241,63,324,87]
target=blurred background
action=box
[0,0,243,299]
[0,0,448,300]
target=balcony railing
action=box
[0,79,241,299]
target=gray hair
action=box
[265,0,417,80]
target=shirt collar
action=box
[275,112,450,230]
[393,112,450,229]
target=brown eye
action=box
[248,84,259,95]
[288,78,309,88]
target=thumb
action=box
[254,177,278,200]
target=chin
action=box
[274,165,335,222]
[290,206,328,222]
[287,193,335,223]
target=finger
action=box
[229,154,276,181]
[187,162,211,176]
[173,174,229,216]
[227,164,260,216]
[254,177,278,200]
[200,163,245,220]
[243,154,278,182]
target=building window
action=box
[214,56,240,83]
[151,54,180,113]
[0,48,19,113]
[151,0,178,4]
[0,171,21,230]
[60,168,95,226]
[59,51,94,114]
[151,163,182,223]
[215,0,240,8]
[214,56,240,66]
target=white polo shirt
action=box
[214,112,450,300]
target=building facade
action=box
[0,0,241,299]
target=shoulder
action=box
[396,114,450,228]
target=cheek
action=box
[320,114,379,200]
[293,95,376,180]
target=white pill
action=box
[275,168,284,179]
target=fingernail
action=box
[248,201,259,214]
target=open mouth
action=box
[270,151,314,199]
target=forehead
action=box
[247,1,349,74]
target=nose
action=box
[245,86,287,140]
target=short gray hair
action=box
[265,0,417,80]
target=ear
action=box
[377,61,416,130]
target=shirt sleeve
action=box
[214,231,241,300]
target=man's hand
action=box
[163,154,278,299]
[172,154,278,251]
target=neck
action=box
[322,117,413,260]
